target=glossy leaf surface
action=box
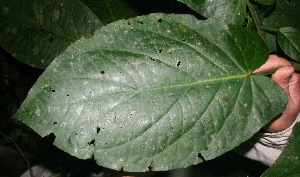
[177,0,246,25]
[278,27,300,61]
[0,0,103,69]
[14,14,287,171]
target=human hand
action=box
[254,55,300,133]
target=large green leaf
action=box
[0,0,103,69]
[278,27,300,62]
[81,0,138,25]
[177,0,246,25]
[13,14,287,171]
[262,123,300,177]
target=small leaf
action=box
[0,0,103,69]
[265,32,277,52]
[81,0,139,25]
[177,0,246,25]
[14,13,287,171]
[278,27,300,61]
[262,123,300,177]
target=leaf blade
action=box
[177,0,246,25]
[0,0,103,69]
[263,0,300,30]
[262,123,300,177]
[13,13,287,171]
[278,27,300,61]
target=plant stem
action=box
[261,26,278,32]
[293,62,300,71]
[251,62,300,76]
[0,131,33,177]
[246,0,265,41]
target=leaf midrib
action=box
[138,73,249,93]
[54,72,249,99]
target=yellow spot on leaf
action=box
[35,106,41,116]
[52,68,58,73]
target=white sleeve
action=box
[20,164,54,177]
[236,113,300,166]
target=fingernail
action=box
[281,73,292,81]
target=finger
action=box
[267,73,300,133]
[271,65,294,94]
[254,55,290,73]
[288,73,300,112]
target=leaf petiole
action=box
[251,62,300,76]
[261,26,278,33]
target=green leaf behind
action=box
[177,0,246,25]
[263,0,300,30]
[13,14,287,171]
[0,0,103,69]
[81,0,139,25]
[262,123,300,177]
[278,27,300,62]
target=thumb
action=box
[271,66,294,94]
